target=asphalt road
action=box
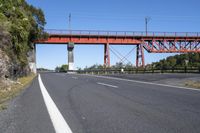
[1,73,200,133]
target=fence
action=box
[76,67,200,75]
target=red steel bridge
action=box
[35,29,200,69]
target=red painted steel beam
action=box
[136,44,145,68]
[142,39,200,53]
[35,35,142,45]
[35,31,200,53]
[104,43,110,67]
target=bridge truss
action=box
[35,30,200,68]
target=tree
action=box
[55,64,68,72]
[167,57,176,67]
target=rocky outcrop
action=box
[27,46,37,74]
[0,26,34,81]
[0,49,10,79]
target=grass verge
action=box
[185,80,200,89]
[0,73,36,110]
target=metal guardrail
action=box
[44,29,200,37]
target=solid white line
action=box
[97,82,118,88]
[38,74,73,133]
[83,74,200,92]
[71,77,78,79]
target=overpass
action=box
[34,29,200,71]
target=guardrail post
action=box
[184,66,187,73]
[198,66,200,73]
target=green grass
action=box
[0,74,36,110]
[185,81,200,89]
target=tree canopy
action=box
[152,53,200,69]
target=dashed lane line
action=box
[97,82,119,88]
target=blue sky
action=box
[27,0,200,70]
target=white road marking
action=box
[38,74,73,133]
[71,77,78,79]
[82,74,200,92]
[97,82,118,88]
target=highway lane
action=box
[1,72,200,133]
[42,73,200,133]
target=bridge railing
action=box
[44,29,200,37]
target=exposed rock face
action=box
[0,49,10,79]
[27,46,37,74]
[0,25,35,83]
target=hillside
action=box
[151,53,200,69]
[0,0,46,79]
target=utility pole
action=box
[145,16,151,36]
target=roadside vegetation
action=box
[55,64,68,72]
[81,53,200,72]
[185,81,200,89]
[0,0,47,77]
[0,0,46,110]
[37,68,52,71]
[0,73,36,110]
[151,53,200,69]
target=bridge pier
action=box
[136,44,145,68]
[104,43,110,67]
[68,42,74,71]
[28,44,37,74]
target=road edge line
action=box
[38,74,73,133]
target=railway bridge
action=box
[34,29,200,71]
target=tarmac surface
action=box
[0,73,200,133]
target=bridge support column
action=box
[104,43,110,67]
[28,44,37,74]
[136,44,145,68]
[68,42,74,71]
